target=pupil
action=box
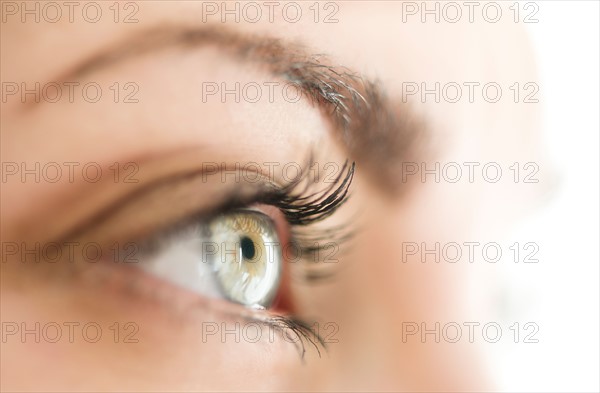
[240,236,256,260]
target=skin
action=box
[1,2,541,391]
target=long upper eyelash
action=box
[265,160,355,226]
[257,160,356,283]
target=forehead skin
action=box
[1,2,539,392]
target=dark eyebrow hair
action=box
[55,26,427,193]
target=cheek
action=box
[368,181,479,316]
[305,188,490,390]
[0,266,307,392]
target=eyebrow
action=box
[53,25,426,193]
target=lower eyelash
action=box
[227,306,325,361]
[262,316,325,360]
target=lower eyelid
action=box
[72,259,322,356]
[12,215,325,359]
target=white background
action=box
[496,1,599,391]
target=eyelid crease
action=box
[55,166,283,250]
[50,155,352,254]
[48,151,316,249]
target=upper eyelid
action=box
[143,160,355,252]
[50,155,312,246]
[51,157,353,263]
[52,150,341,248]
[53,166,282,249]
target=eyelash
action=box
[265,160,354,226]
[261,160,355,273]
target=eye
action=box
[209,209,283,309]
[139,208,284,310]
